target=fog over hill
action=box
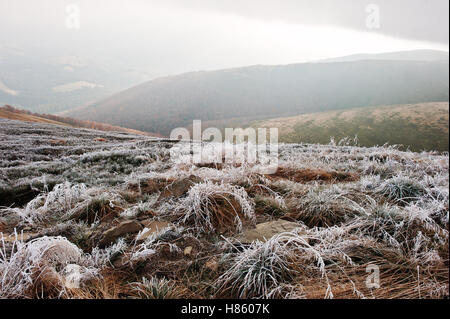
[67,51,449,136]
[0,49,149,114]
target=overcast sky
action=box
[0,0,448,79]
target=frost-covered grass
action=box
[129,277,186,299]
[0,234,133,298]
[170,181,256,234]
[0,119,168,206]
[0,182,125,225]
[379,176,426,204]
[287,186,368,227]
[217,231,324,299]
[0,120,448,299]
[0,236,90,298]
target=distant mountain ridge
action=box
[316,49,449,63]
[66,50,449,136]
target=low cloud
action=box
[52,81,104,93]
[0,80,19,96]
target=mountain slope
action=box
[67,56,449,136]
[252,102,449,152]
[0,105,159,136]
[0,108,72,127]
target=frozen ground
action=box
[0,119,448,299]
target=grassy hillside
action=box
[66,58,449,136]
[0,119,448,299]
[0,108,72,127]
[0,105,160,137]
[253,103,449,152]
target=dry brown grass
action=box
[284,196,363,228]
[30,267,67,299]
[255,102,450,137]
[292,263,449,299]
[0,109,72,127]
[205,195,250,234]
[66,270,132,299]
[128,178,175,195]
[69,198,123,225]
[276,237,449,299]
[269,168,359,183]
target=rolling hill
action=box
[66,52,449,136]
[252,102,449,152]
[0,105,159,137]
[0,108,72,127]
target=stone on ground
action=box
[236,220,305,244]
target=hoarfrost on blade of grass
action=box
[171,181,256,233]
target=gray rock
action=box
[236,220,306,244]
[0,214,21,232]
[136,220,172,242]
[99,220,143,247]
[158,175,201,200]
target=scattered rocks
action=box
[99,220,143,247]
[136,220,172,242]
[112,253,128,268]
[158,229,182,242]
[137,210,158,220]
[128,178,173,195]
[184,246,193,256]
[1,232,37,243]
[204,257,219,272]
[64,200,121,224]
[236,220,305,244]
[0,214,21,232]
[268,168,359,183]
[99,210,120,224]
[158,175,202,200]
